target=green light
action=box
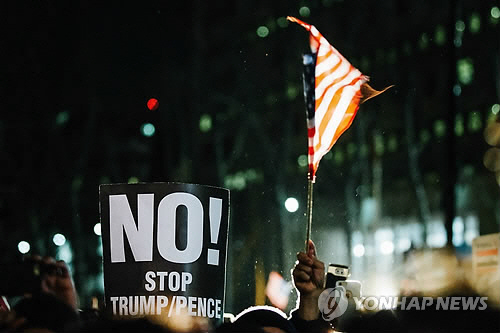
[56,111,70,126]
[420,129,431,144]
[453,84,462,96]
[199,114,212,132]
[434,25,446,46]
[491,7,500,19]
[347,143,357,158]
[491,104,500,115]
[128,177,139,184]
[469,13,481,33]
[286,85,299,100]
[141,123,155,137]
[334,150,344,164]
[434,120,447,138]
[457,58,474,85]
[297,155,308,167]
[418,33,429,50]
[276,17,288,28]
[374,135,384,156]
[387,135,398,152]
[468,111,482,132]
[299,6,311,17]
[455,114,464,136]
[256,26,269,38]
[455,20,465,32]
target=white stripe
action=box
[315,60,354,99]
[313,81,363,164]
[314,69,361,126]
[315,52,341,77]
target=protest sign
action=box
[99,182,230,324]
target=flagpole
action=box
[305,177,314,252]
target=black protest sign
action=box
[99,182,229,324]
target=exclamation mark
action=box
[207,197,222,266]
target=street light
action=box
[284,197,299,213]
[53,233,66,247]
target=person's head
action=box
[218,305,297,333]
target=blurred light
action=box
[380,241,394,255]
[299,6,311,17]
[199,114,212,132]
[324,151,333,160]
[455,20,465,32]
[387,135,398,152]
[53,233,66,247]
[297,154,308,167]
[18,241,30,254]
[484,122,500,146]
[55,111,70,126]
[347,143,357,157]
[455,114,464,136]
[353,244,365,257]
[483,148,500,172]
[452,217,465,247]
[469,13,481,33]
[256,26,269,38]
[284,197,299,213]
[454,36,462,48]
[418,33,429,49]
[491,7,500,19]
[426,230,447,248]
[434,25,446,45]
[491,104,500,115]
[398,238,412,252]
[128,177,139,184]
[276,17,288,28]
[420,129,431,144]
[141,123,155,137]
[434,119,447,137]
[94,223,102,236]
[334,150,344,164]
[468,111,482,132]
[457,58,474,85]
[56,242,73,263]
[453,84,462,96]
[286,85,299,100]
[374,134,384,156]
[147,98,159,111]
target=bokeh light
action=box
[18,241,30,254]
[284,197,299,213]
[141,123,156,137]
[147,98,159,111]
[256,26,269,38]
[53,233,66,246]
[353,244,365,257]
[94,223,102,236]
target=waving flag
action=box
[288,16,390,181]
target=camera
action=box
[325,264,349,289]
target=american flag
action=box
[288,16,389,181]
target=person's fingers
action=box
[307,240,317,259]
[292,268,311,282]
[295,263,313,275]
[296,252,313,266]
[42,256,56,265]
[55,260,70,277]
[312,257,325,271]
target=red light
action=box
[147,98,159,111]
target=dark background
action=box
[1,0,499,315]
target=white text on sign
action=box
[108,193,223,265]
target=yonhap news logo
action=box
[318,286,349,321]
[319,290,489,320]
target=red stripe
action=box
[308,127,315,137]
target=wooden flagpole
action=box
[305,178,314,251]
